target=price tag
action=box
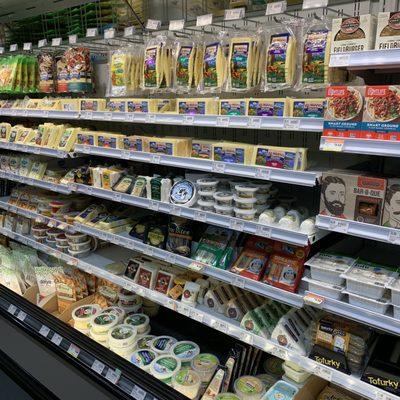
[178,304,191,317]
[82,186,93,195]
[82,111,93,119]
[183,115,194,125]
[240,331,254,345]
[104,112,113,121]
[266,1,287,15]
[271,346,288,360]
[190,309,204,323]
[8,304,17,315]
[151,154,161,164]
[105,368,121,384]
[113,193,122,202]
[375,391,397,400]
[104,28,115,39]
[196,13,213,26]
[224,7,245,20]
[126,113,135,122]
[256,225,272,238]
[388,229,400,244]
[194,211,207,222]
[91,359,106,375]
[39,325,50,337]
[169,19,185,31]
[165,299,176,310]
[146,114,156,123]
[131,386,147,400]
[320,138,344,152]
[144,246,154,257]
[10,44,18,52]
[329,53,350,67]
[247,117,262,129]
[86,28,98,37]
[170,205,182,217]
[51,38,62,47]
[17,311,27,321]
[213,320,228,333]
[302,0,328,9]
[124,26,135,37]
[188,261,205,272]
[51,333,63,346]
[232,275,246,289]
[283,118,301,130]
[166,252,177,264]
[217,116,230,127]
[68,34,77,44]
[314,364,332,381]
[67,344,80,358]
[230,219,244,232]
[304,293,325,308]
[0,47,4,54]
[255,167,271,180]
[23,42,32,51]
[67,258,79,267]
[38,39,47,48]
[328,218,349,233]
[121,150,131,159]
[212,162,226,173]
[146,19,161,30]
[149,200,159,211]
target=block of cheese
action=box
[375,12,400,50]
[106,99,126,112]
[219,99,248,116]
[143,45,162,89]
[60,99,79,111]
[8,125,21,143]
[118,135,148,152]
[15,127,32,144]
[47,125,66,149]
[41,99,61,110]
[77,130,98,146]
[248,98,288,117]
[149,99,176,113]
[191,140,213,160]
[290,98,325,118]
[252,145,307,171]
[57,128,78,152]
[101,169,123,190]
[177,98,218,115]
[0,123,11,141]
[213,142,253,164]
[79,99,106,112]
[126,99,150,113]
[148,137,191,157]
[26,99,41,109]
[28,161,47,180]
[97,133,124,149]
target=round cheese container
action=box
[229,180,248,193]
[170,180,197,206]
[172,368,201,399]
[234,208,256,221]
[234,196,257,209]
[196,178,219,191]
[55,233,68,246]
[65,232,89,244]
[198,190,216,201]
[119,289,141,307]
[89,328,109,346]
[32,225,48,237]
[300,217,316,234]
[150,336,177,354]
[234,376,264,399]
[134,335,156,350]
[150,355,181,385]
[197,199,215,212]
[124,314,149,334]
[215,394,241,400]
[213,191,234,206]
[235,184,258,198]
[56,244,69,253]
[72,304,101,330]
[131,349,157,372]
[68,247,91,258]
[171,341,200,366]
[33,235,46,243]
[191,353,219,383]
[258,210,276,225]
[119,301,142,314]
[102,306,126,323]
[252,182,273,194]
[69,238,92,252]
[214,204,234,216]
[278,215,299,230]
[108,324,137,349]
[91,312,119,334]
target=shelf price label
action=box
[304,293,325,308]
[217,116,230,127]
[104,28,115,39]
[388,229,400,244]
[91,359,106,375]
[283,118,301,130]
[240,331,254,345]
[105,368,121,384]
[196,13,213,27]
[151,154,161,164]
[213,320,228,333]
[247,117,262,129]
[38,39,47,48]
[86,28,98,37]
[17,311,27,321]
[224,7,245,20]
[146,19,161,30]
[255,167,271,180]
[320,138,344,152]
[23,42,32,51]
[302,0,328,10]
[178,304,191,317]
[328,218,349,233]
[271,346,288,360]
[375,390,397,400]
[188,261,205,272]
[7,304,17,315]
[230,219,245,232]
[51,333,63,346]
[131,386,147,400]
[183,115,194,125]
[194,211,207,222]
[256,225,272,238]
[124,26,135,37]
[170,205,182,217]
[51,38,62,47]
[314,364,332,381]
[67,344,80,358]
[266,1,287,15]
[10,44,18,52]
[69,34,77,44]
[329,53,350,67]
[169,19,185,31]
[232,275,246,289]
[190,309,204,323]
[212,162,226,173]
[39,325,50,338]
[165,299,176,311]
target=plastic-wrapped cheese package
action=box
[173,37,198,93]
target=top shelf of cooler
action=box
[330,49,400,70]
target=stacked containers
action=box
[197,178,219,212]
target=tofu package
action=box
[375,11,400,50]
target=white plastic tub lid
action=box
[302,276,343,292]
[305,252,355,273]
[343,290,391,305]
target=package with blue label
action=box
[97,133,124,149]
[106,99,126,112]
[213,142,254,164]
[79,99,106,112]
[219,99,248,116]
[148,137,191,156]
[191,140,213,160]
[290,98,325,118]
[126,99,150,113]
[77,130,98,146]
[252,145,307,171]
[248,98,289,117]
[177,98,218,115]
[118,135,148,152]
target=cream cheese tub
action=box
[108,324,137,349]
[124,314,150,334]
[234,376,264,399]
[150,355,181,385]
[172,368,201,399]
[72,304,101,331]
[130,349,157,371]
[171,341,200,366]
[91,312,119,334]
[134,335,156,350]
[102,306,126,323]
[151,336,177,354]
[191,353,219,383]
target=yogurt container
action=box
[235,184,258,198]
[191,353,219,383]
[197,199,215,212]
[234,196,257,210]
[172,368,201,399]
[234,208,257,221]
[214,204,234,216]
[263,380,298,400]
[199,190,216,201]
[197,178,219,191]
[150,336,177,354]
[108,324,137,349]
[216,394,241,400]
[150,355,181,385]
[124,314,150,334]
[213,191,234,206]
[72,304,101,331]
[130,349,157,372]
[171,341,200,366]
[234,376,264,400]
[134,335,156,350]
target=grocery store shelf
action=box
[0,108,323,132]
[0,141,73,158]
[329,48,400,70]
[75,145,322,187]
[320,136,400,157]
[0,228,397,400]
[316,215,400,245]
[0,171,71,194]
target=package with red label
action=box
[263,253,304,292]
[230,249,269,281]
[242,236,274,254]
[272,241,310,263]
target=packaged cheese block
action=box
[57,127,78,152]
[149,99,176,113]
[332,15,377,53]
[15,127,32,144]
[175,40,196,91]
[143,45,162,89]
[0,123,11,141]
[97,133,124,149]
[200,40,227,93]
[213,142,253,164]
[248,98,288,117]
[106,99,126,112]
[126,99,150,113]
[9,125,23,143]
[191,140,213,160]
[77,130,98,146]
[79,99,106,112]
[109,50,132,97]
[148,137,191,157]
[26,99,41,109]
[41,99,61,110]
[118,135,148,152]
[375,11,400,50]
[47,125,66,148]
[60,99,79,111]
[28,161,47,180]
[177,98,218,115]
[290,98,325,118]
[219,99,248,116]
[252,145,307,171]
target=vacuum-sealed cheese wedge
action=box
[213,142,254,164]
[15,127,32,144]
[79,99,106,112]
[143,45,161,89]
[57,127,79,152]
[290,98,325,118]
[148,137,191,157]
[41,99,61,110]
[47,124,66,148]
[174,40,196,92]
[177,98,218,115]
[219,99,248,116]
[200,40,226,92]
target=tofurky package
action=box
[332,15,377,53]
[375,11,400,50]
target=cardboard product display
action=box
[383,178,400,228]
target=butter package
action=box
[106,99,126,112]
[332,15,377,53]
[191,140,213,159]
[148,137,191,156]
[118,135,147,152]
[177,98,218,115]
[219,99,248,116]
[77,130,98,146]
[149,99,176,113]
[126,99,150,113]
[248,98,288,117]
[252,145,307,171]
[26,99,41,109]
[97,133,124,149]
[213,141,253,164]
[375,12,400,50]
[60,99,79,111]
[79,99,106,112]
[290,98,325,118]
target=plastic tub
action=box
[302,277,343,300]
[216,394,240,400]
[214,204,234,216]
[65,232,89,244]
[55,233,68,246]
[343,290,391,314]
[124,314,150,334]
[150,336,177,354]
[68,238,92,252]
[264,380,298,400]
[234,375,264,399]
[197,199,215,212]
[234,196,257,210]
[191,353,219,383]
[91,312,119,334]
[31,225,48,237]
[309,263,348,286]
[134,335,156,350]
[235,184,258,198]
[196,178,219,191]
[112,345,136,360]
[108,324,137,349]
[282,363,310,384]
[46,228,63,239]
[68,247,91,258]
[256,375,277,392]
[56,244,69,254]
[171,341,200,367]
[45,237,56,246]
[253,182,273,194]
[234,208,256,221]
[306,253,352,285]
[214,191,234,206]
[72,304,101,330]
[33,235,46,243]
[130,349,157,372]
[150,355,181,385]
[198,190,216,201]
[172,368,201,399]
[119,290,141,307]
[119,302,143,315]
[102,306,126,323]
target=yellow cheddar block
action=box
[77,130,99,146]
[219,99,248,116]
[106,99,126,112]
[247,98,289,117]
[125,99,151,113]
[57,128,78,152]
[79,99,106,112]
[289,98,325,119]
[97,133,125,149]
[252,145,307,171]
[191,139,213,160]
[213,141,254,164]
[149,99,177,113]
[148,137,191,157]
[60,99,79,111]
[118,135,148,152]
[0,123,12,141]
[177,98,218,115]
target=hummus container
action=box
[234,376,264,400]
[65,232,89,244]
[171,341,200,366]
[214,204,234,216]
[108,324,137,349]
[131,349,157,372]
[264,380,298,400]
[234,196,257,209]
[150,355,181,385]
[124,314,150,334]
[55,233,68,246]
[213,191,234,206]
[72,304,101,330]
[235,184,258,198]
[302,277,343,300]
[56,244,69,254]
[234,208,257,221]
[102,306,125,323]
[343,290,391,314]
[68,247,91,258]
[45,237,56,246]
[216,394,240,400]
[150,336,177,354]
[91,312,119,334]
[134,335,156,350]
[197,199,215,212]
[196,178,219,191]
[172,368,201,399]
[191,353,219,383]
[199,190,216,201]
